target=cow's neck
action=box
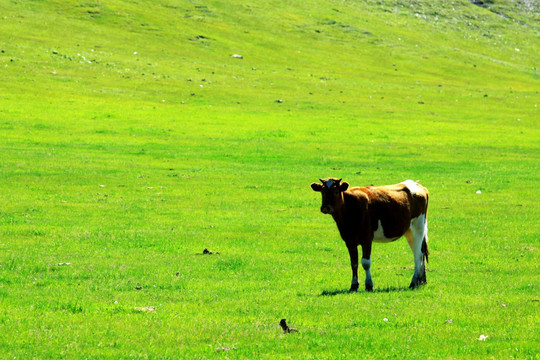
[331,193,348,228]
[331,192,362,244]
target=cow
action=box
[311,178,429,292]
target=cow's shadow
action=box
[320,286,409,296]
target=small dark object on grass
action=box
[201,248,220,255]
[280,319,298,333]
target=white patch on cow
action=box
[361,258,371,278]
[410,213,426,234]
[361,258,371,270]
[373,220,399,243]
[403,179,421,195]
[361,258,372,288]
[325,179,335,189]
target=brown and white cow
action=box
[311,178,429,291]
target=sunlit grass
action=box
[0,0,538,358]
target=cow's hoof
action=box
[349,284,359,292]
[365,279,373,292]
[409,281,426,289]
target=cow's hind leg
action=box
[407,214,428,289]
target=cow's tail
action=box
[422,235,429,264]
[422,199,429,264]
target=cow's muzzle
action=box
[321,205,333,214]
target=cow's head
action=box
[311,178,349,214]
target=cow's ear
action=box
[311,183,323,192]
[340,182,349,192]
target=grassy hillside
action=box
[0,0,538,358]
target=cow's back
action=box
[351,181,428,239]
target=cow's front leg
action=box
[347,245,359,292]
[361,242,373,292]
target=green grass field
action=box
[1,0,539,358]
